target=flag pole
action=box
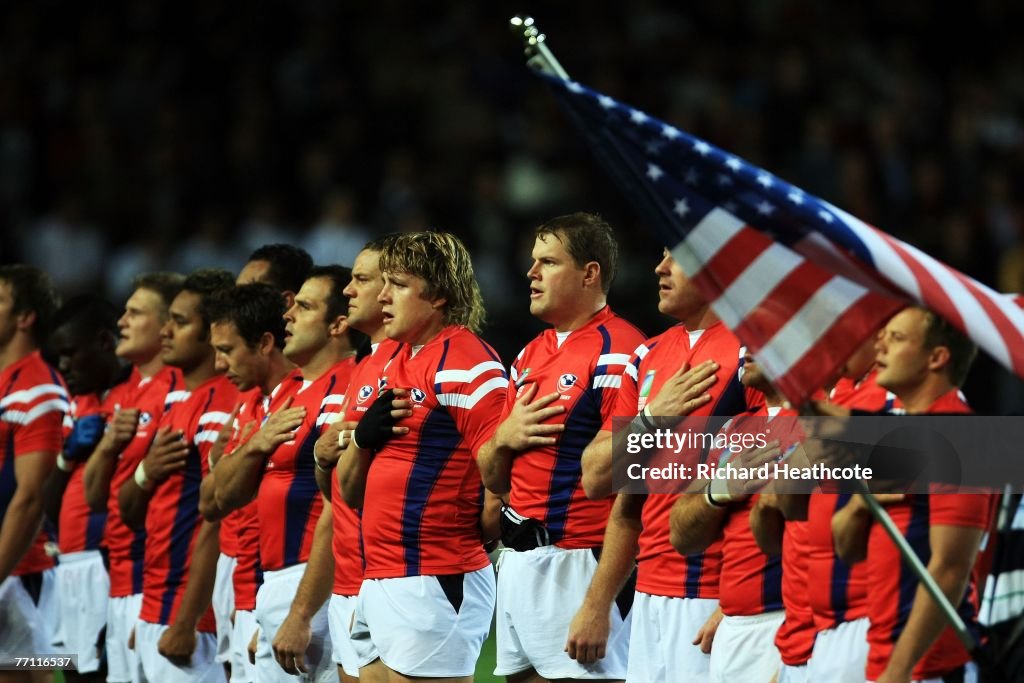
[854,480,982,654]
[509,16,570,79]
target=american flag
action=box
[541,73,1024,405]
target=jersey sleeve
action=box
[594,346,641,425]
[601,342,646,432]
[928,493,994,530]
[10,382,69,456]
[435,358,508,456]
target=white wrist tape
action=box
[706,477,736,506]
[134,461,154,491]
[56,454,73,473]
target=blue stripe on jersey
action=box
[544,397,602,543]
[435,340,451,378]
[683,545,707,597]
[541,326,611,542]
[710,371,747,419]
[159,438,204,624]
[0,431,14,525]
[284,375,336,567]
[830,493,854,623]
[283,429,321,567]
[86,510,108,551]
[593,325,613,375]
[401,408,461,576]
[158,388,212,624]
[474,335,501,364]
[163,373,181,412]
[890,497,932,643]
[131,528,146,593]
[763,553,784,612]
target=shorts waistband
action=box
[722,610,785,625]
[262,562,308,583]
[57,549,105,565]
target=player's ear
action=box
[328,315,349,338]
[582,261,601,289]
[15,309,36,332]
[258,331,276,355]
[928,345,951,374]
[430,297,447,311]
[281,291,297,310]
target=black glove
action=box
[500,504,550,552]
[64,414,106,461]
[352,389,401,451]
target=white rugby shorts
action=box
[254,563,334,683]
[212,552,237,663]
[133,619,224,683]
[708,611,785,683]
[495,546,632,679]
[52,550,109,673]
[626,592,717,682]
[354,566,495,678]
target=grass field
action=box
[51,620,502,682]
[475,620,500,682]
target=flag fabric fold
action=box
[540,72,1024,405]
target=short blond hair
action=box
[379,231,485,333]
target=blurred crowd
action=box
[3,0,1024,410]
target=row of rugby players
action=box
[0,212,992,683]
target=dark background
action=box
[4,0,1024,412]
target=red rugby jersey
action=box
[504,306,645,549]
[865,389,993,680]
[715,404,789,617]
[829,370,897,413]
[218,388,263,610]
[139,374,237,630]
[257,359,354,572]
[0,351,69,575]
[807,371,897,631]
[605,322,758,599]
[362,326,506,579]
[58,382,134,554]
[775,519,815,666]
[333,340,403,596]
[106,365,182,597]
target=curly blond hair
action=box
[379,231,485,333]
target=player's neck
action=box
[365,324,387,345]
[181,354,218,391]
[135,352,164,379]
[896,376,955,414]
[764,391,785,409]
[0,335,36,373]
[300,340,353,383]
[678,307,718,332]
[550,297,606,334]
[262,352,296,395]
